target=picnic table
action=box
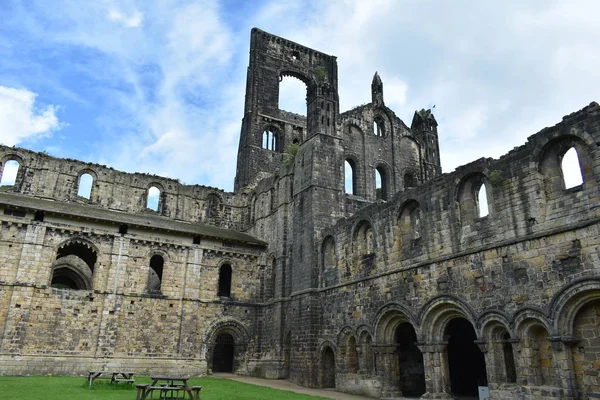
[88,370,135,388]
[135,376,202,400]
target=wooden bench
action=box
[88,370,135,388]
[136,382,202,399]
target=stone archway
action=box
[321,346,336,388]
[445,318,488,397]
[395,322,425,397]
[212,333,235,372]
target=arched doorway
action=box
[446,318,488,396]
[321,346,336,388]
[395,322,425,397]
[212,333,235,372]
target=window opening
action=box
[345,160,356,195]
[34,210,44,221]
[119,224,128,235]
[375,167,387,200]
[218,263,232,297]
[278,76,306,115]
[0,160,19,186]
[77,173,94,199]
[477,183,489,217]
[404,172,415,189]
[262,129,277,151]
[373,117,384,137]
[147,186,160,211]
[4,208,26,217]
[148,255,164,294]
[562,147,583,189]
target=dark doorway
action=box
[212,333,235,372]
[321,346,336,388]
[446,318,488,396]
[396,322,426,397]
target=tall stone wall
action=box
[0,200,266,376]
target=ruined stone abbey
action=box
[1,28,599,399]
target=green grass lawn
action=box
[0,376,330,400]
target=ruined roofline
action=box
[0,192,267,247]
[0,144,229,195]
[251,27,336,60]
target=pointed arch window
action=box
[561,147,583,189]
[477,183,489,218]
[0,160,19,186]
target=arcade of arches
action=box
[316,294,600,399]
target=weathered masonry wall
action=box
[0,145,244,230]
[310,102,600,399]
[0,202,266,376]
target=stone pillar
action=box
[417,342,452,399]
[548,336,579,400]
[373,345,401,398]
[475,340,495,387]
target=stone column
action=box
[475,340,495,387]
[373,344,401,398]
[417,342,452,399]
[548,336,579,400]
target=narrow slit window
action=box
[477,183,489,217]
[147,186,160,211]
[562,147,583,189]
[0,160,19,186]
[345,160,356,195]
[77,173,94,199]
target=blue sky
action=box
[1,0,598,191]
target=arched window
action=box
[218,263,232,297]
[457,173,492,222]
[404,171,415,189]
[375,166,388,200]
[354,221,374,256]
[148,255,164,294]
[477,183,489,218]
[77,173,94,199]
[279,75,307,115]
[321,236,337,287]
[51,241,97,290]
[345,160,356,195]
[561,147,583,189]
[373,116,385,137]
[262,129,277,151]
[0,160,19,186]
[398,200,422,249]
[147,186,161,211]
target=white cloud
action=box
[0,86,64,146]
[108,9,144,28]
